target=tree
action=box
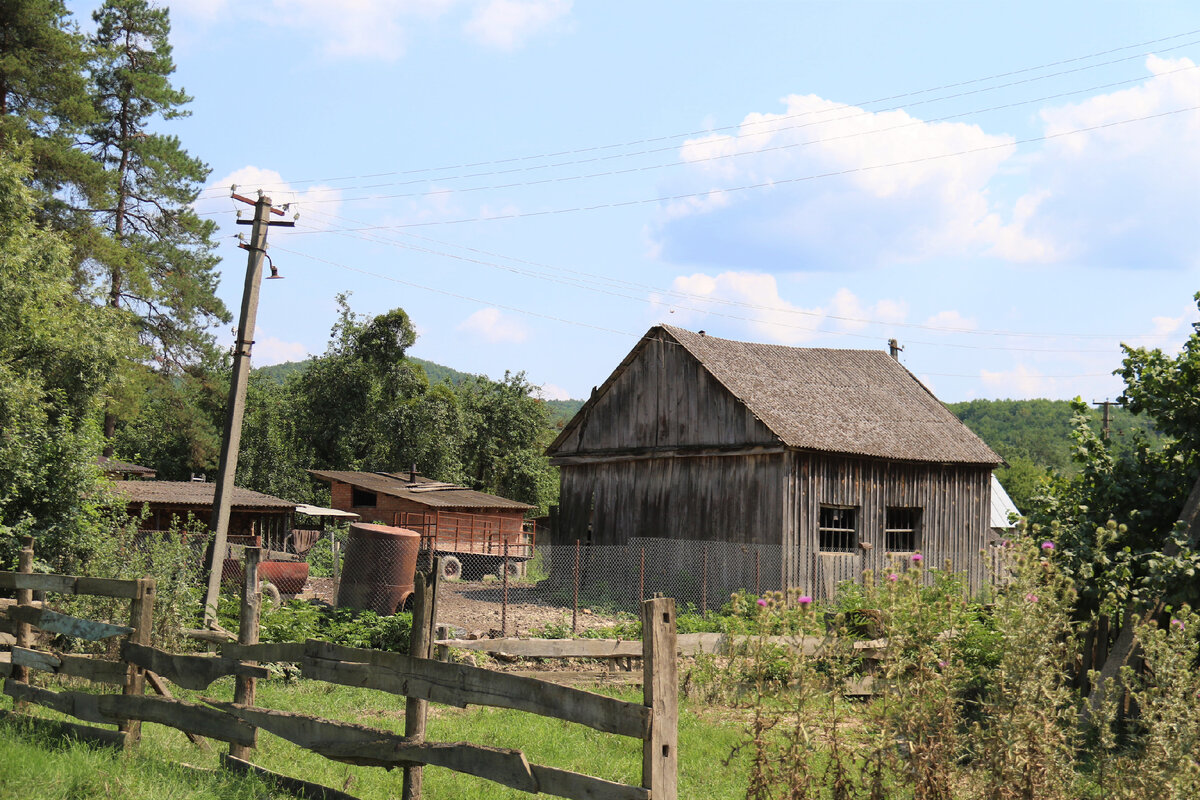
[0,151,129,567]
[84,0,228,447]
[0,0,99,225]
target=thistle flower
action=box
[1026,593,1038,603]
[756,598,768,607]
[911,553,923,563]
[887,573,899,582]
[798,595,813,606]
[1041,541,1055,551]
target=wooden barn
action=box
[546,325,1003,599]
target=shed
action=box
[113,480,296,544]
[309,470,535,580]
[546,325,1003,599]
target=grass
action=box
[0,675,749,800]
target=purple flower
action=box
[756,598,768,607]
[887,573,899,582]
[938,660,947,669]
[911,553,923,563]
[798,595,813,606]
[1041,541,1055,551]
[1026,593,1038,603]
[1171,618,1185,630]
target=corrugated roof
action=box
[660,326,1000,464]
[308,471,534,511]
[113,481,296,510]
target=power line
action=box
[275,104,1200,227]
[196,28,1200,198]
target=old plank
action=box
[146,669,210,749]
[435,633,888,661]
[221,641,306,663]
[182,627,238,644]
[0,709,128,749]
[302,640,651,740]
[531,763,649,800]
[6,605,133,641]
[204,701,539,794]
[507,670,642,687]
[3,681,256,746]
[230,547,261,761]
[642,597,678,800]
[222,754,362,800]
[122,642,268,691]
[9,647,126,685]
[74,576,142,599]
[0,571,78,595]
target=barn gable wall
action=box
[554,333,780,455]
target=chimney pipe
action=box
[410,463,417,483]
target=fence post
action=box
[229,547,261,760]
[402,557,440,800]
[502,540,509,637]
[119,575,156,746]
[11,536,34,710]
[642,597,678,800]
[572,539,580,634]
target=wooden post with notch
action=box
[119,576,156,744]
[11,536,35,710]
[401,557,440,800]
[642,596,678,800]
[230,547,262,760]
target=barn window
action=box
[351,487,377,508]
[885,507,922,553]
[819,506,858,553]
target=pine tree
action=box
[0,0,100,224]
[84,0,230,447]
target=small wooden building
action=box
[113,480,296,543]
[546,325,1003,598]
[309,470,535,579]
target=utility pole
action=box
[1092,399,1113,441]
[202,192,293,627]
[888,338,903,360]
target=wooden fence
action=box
[0,537,678,800]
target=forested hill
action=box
[256,358,585,428]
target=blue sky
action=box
[70,1,1200,403]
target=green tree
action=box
[83,0,228,447]
[0,151,129,567]
[0,0,99,225]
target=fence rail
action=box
[0,537,678,800]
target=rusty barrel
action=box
[336,523,420,615]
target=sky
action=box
[68,1,1200,403]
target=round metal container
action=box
[336,523,420,615]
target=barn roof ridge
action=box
[307,470,534,510]
[550,324,1001,466]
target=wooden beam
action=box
[12,538,34,708]
[6,605,133,641]
[146,669,210,749]
[0,709,127,749]
[435,633,887,660]
[3,682,256,746]
[403,563,437,800]
[221,641,305,662]
[182,627,238,645]
[221,754,362,800]
[230,547,261,761]
[0,571,76,596]
[548,444,787,466]
[531,763,650,800]
[122,642,269,690]
[302,640,651,740]
[120,577,155,744]
[204,701,540,794]
[11,647,127,685]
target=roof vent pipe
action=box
[410,464,417,483]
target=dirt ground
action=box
[301,577,623,638]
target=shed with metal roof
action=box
[546,325,1003,598]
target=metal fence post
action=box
[572,539,580,634]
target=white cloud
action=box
[654,57,1200,272]
[458,307,529,343]
[538,382,572,401]
[655,93,1019,270]
[254,336,308,365]
[464,0,573,51]
[980,364,1059,397]
[657,274,910,346]
[199,167,343,229]
[924,310,977,331]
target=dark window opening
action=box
[819,506,858,553]
[886,507,922,552]
[351,487,377,508]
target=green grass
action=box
[0,676,748,800]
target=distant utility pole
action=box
[888,338,903,360]
[1093,399,1113,441]
[202,191,294,627]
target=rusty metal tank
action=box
[336,522,420,615]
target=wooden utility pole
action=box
[202,193,292,626]
[1093,399,1113,440]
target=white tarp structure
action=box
[990,475,1021,532]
